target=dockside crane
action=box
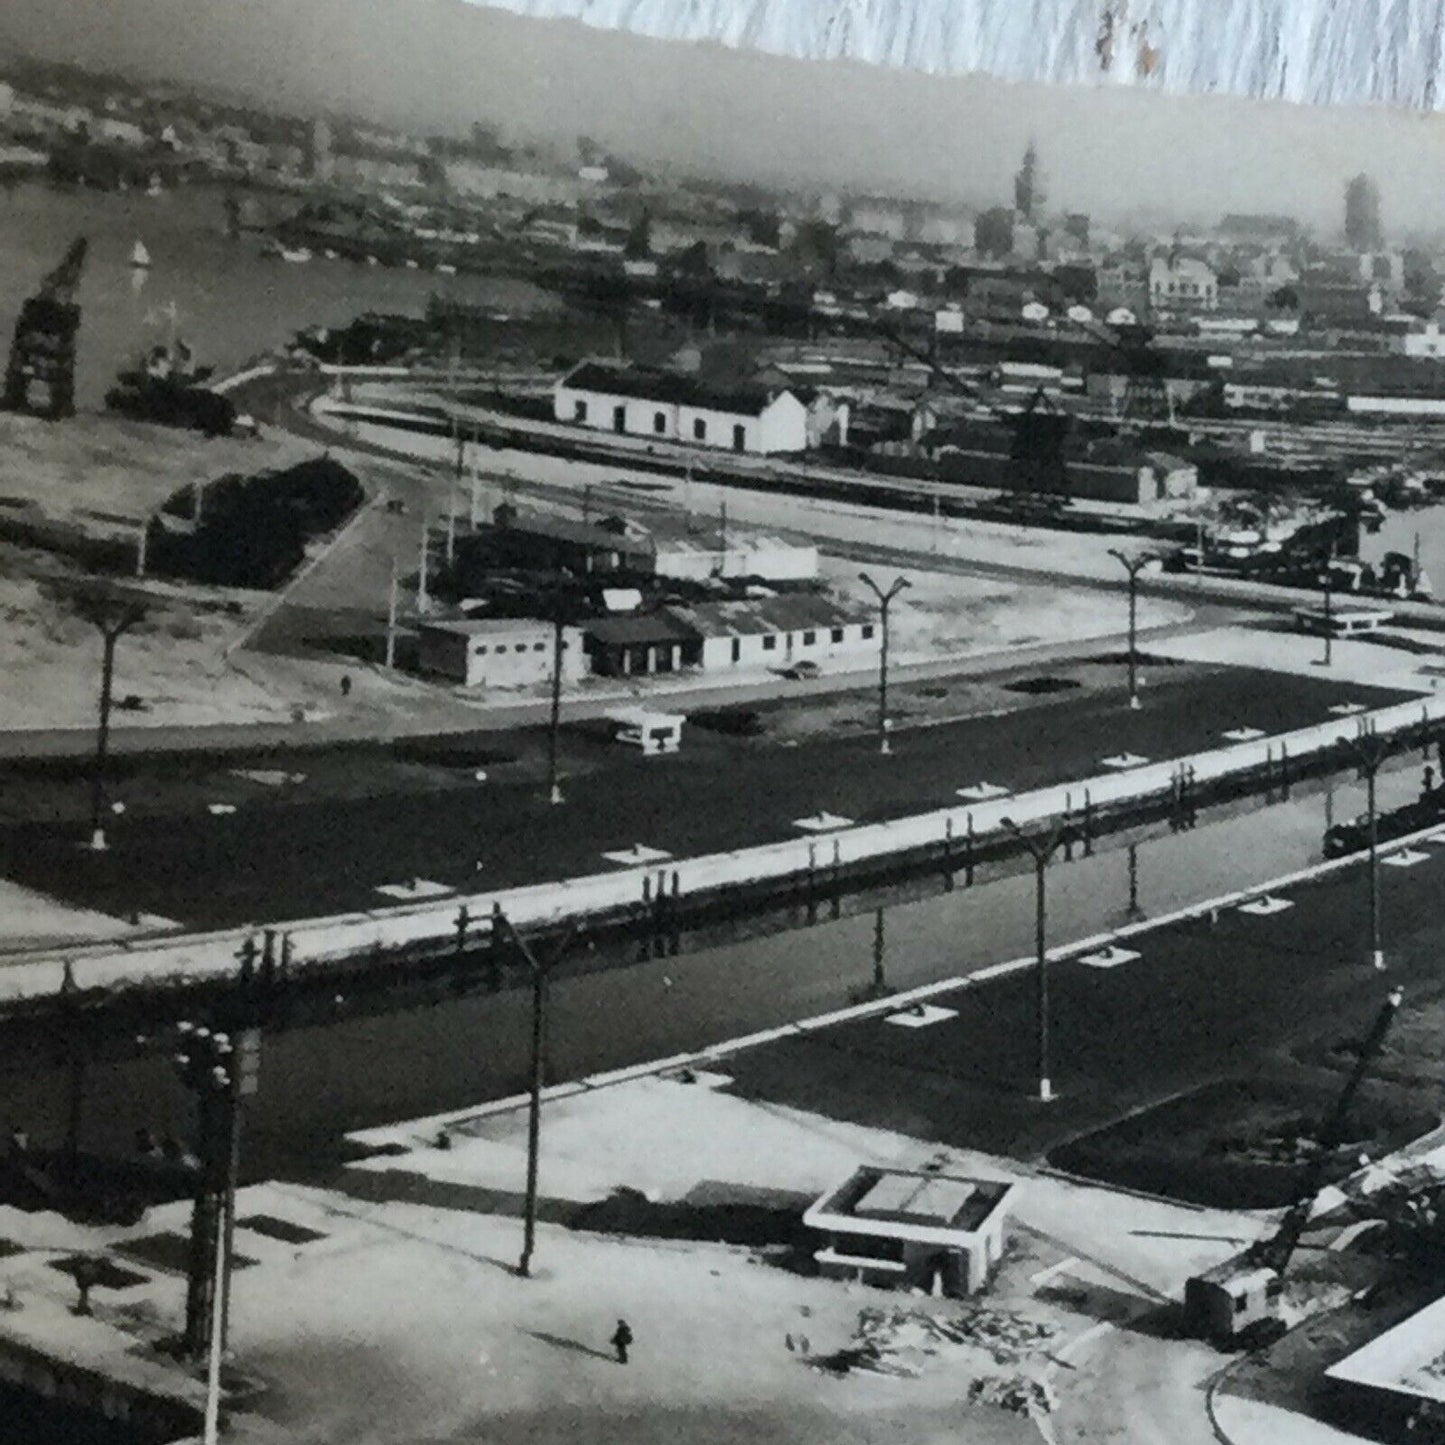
[3,236,88,420]
[1184,987,1404,1347]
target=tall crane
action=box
[1184,988,1403,1346]
[3,236,88,420]
[873,317,1076,503]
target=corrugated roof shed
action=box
[665,594,873,638]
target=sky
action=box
[5,0,1445,235]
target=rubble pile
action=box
[810,1305,1060,1414]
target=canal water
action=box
[0,182,558,410]
[0,757,1430,1182]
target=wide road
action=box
[722,809,1445,1172]
[0,665,1405,931]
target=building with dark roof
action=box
[554,360,809,454]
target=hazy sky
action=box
[5,0,1445,234]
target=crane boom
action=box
[1252,988,1403,1276]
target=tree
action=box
[974,207,1015,260]
[791,219,839,278]
[1014,140,1044,224]
[1344,173,1383,252]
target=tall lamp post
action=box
[77,592,149,851]
[1107,549,1156,711]
[858,572,910,755]
[1318,547,1337,669]
[494,914,578,1278]
[1002,816,1070,1102]
[1344,725,1392,971]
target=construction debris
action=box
[808,1305,1059,1414]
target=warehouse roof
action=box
[664,593,872,639]
[560,361,796,417]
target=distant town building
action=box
[1345,173,1385,252]
[554,361,810,454]
[1399,318,1445,358]
[1149,255,1219,313]
[805,1166,1015,1297]
[306,117,334,182]
[417,618,586,689]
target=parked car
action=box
[781,660,821,681]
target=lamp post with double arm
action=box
[858,572,910,755]
[1107,549,1156,712]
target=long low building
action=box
[583,593,879,677]
[554,361,810,455]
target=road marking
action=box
[1384,849,1430,868]
[375,879,454,900]
[885,1003,958,1029]
[957,782,1011,801]
[793,812,855,832]
[1329,702,1367,716]
[1077,945,1140,969]
[1238,895,1294,916]
[602,844,673,865]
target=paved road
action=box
[0,667,1408,931]
[721,809,1445,1173]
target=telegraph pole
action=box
[546,592,566,806]
[417,517,431,615]
[1002,816,1070,1102]
[493,915,578,1278]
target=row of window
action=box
[750,625,871,655]
[573,399,748,449]
[471,640,570,655]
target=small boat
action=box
[131,240,151,269]
[435,263,457,275]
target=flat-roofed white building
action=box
[417,618,586,689]
[805,1166,1015,1296]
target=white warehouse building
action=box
[555,361,810,455]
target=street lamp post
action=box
[1107,550,1155,711]
[858,572,910,756]
[77,593,149,851]
[546,603,566,806]
[494,914,578,1278]
[1322,553,1335,669]
[1344,726,1391,971]
[1002,817,1070,1102]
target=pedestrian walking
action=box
[610,1319,633,1365]
[340,674,352,697]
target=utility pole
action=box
[493,915,578,1278]
[858,572,911,755]
[1001,817,1070,1102]
[385,556,399,670]
[77,591,149,852]
[417,517,431,615]
[1344,725,1392,971]
[1107,549,1156,711]
[1316,544,1337,668]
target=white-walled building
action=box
[1150,255,1219,313]
[805,1166,1015,1297]
[554,362,810,454]
[663,595,879,672]
[417,618,586,689]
